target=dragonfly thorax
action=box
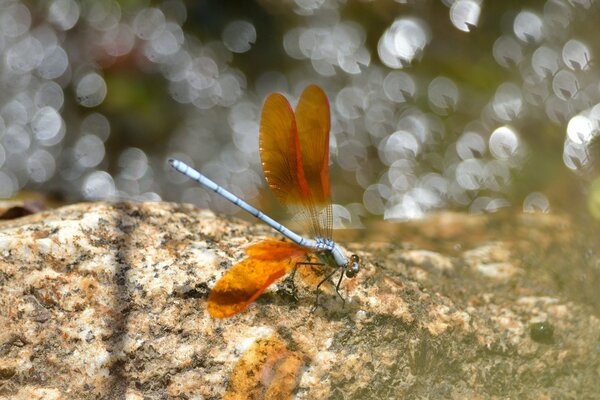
[314,237,335,251]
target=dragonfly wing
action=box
[259,93,311,209]
[259,85,333,240]
[295,85,332,239]
[208,240,308,318]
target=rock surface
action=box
[0,202,598,399]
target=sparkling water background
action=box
[1,0,599,227]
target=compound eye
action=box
[345,254,360,278]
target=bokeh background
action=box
[1,0,600,227]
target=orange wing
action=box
[295,85,332,239]
[295,85,331,205]
[259,85,332,239]
[259,93,310,209]
[207,239,309,318]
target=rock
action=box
[0,202,598,399]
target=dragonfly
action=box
[169,84,360,318]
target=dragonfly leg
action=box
[334,269,346,307]
[285,261,323,300]
[311,267,341,313]
[293,261,323,286]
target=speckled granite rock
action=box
[0,202,598,399]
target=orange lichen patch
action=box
[162,238,190,259]
[31,229,51,239]
[224,336,305,400]
[208,239,309,318]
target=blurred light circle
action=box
[470,197,510,213]
[31,106,63,142]
[522,76,549,106]
[552,69,579,101]
[449,0,481,32]
[567,115,595,144]
[75,73,107,107]
[5,124,31,154]
[252,75,283,98]
[378,35,402,69]
[232,125,259,153]
[295,0,326,14]
[48,0,80,31]
[420,173,449,198]
[133,8,166,40]
[456,159,485,190]
[562,141,588,171]
[428,76,459,114]
[397,114,429,144]
[0,171,16,198]
[181,186,211,208]
[493,36,523,68]
[544,0,571,30]
[332,204,353,229]
[590,103,600,125]
[562,39,591,71]
[545,95,570,124]
[82,171,115,200]
[150,22,184,57]
[81,113,110,142]
[74,134,105,167]
[388,159,417,191]
[338,48,370,75]
[531,46,560,78]
[0,145,5,168]
[384,193,424,221]
[230,169,261,199]
[489,126,519,160]
[383,71,416,103]
[118,148,148,180]
[311,58,335,77]
[27,149,56,183]
[169,80,199,104]
[379,130,420,164]
[85,1,121,31]
[222,20,256,53]
[102,24,135,57]
[187,57,219,90]
[160,50,192,82]
[32,24,59,48]
[7,36,44,72]
[35,81,65,110]
[483,160,510,191]
[0,3,31,38]
[492,82,523,121]
[37,45,69,79]
[513,11,543,44]
[335,87,366,119]
[410,186,442,209]
[363,184,390,215]
[523,192,550,213]
[192,84,222,110]
[217,73,243,106]
[379,17,430,68]
[337,139,367,171]
[283,28,303,60]
[2,100,28,126]
[162,0,187,25]
[456,132,486,160]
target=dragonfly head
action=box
[345,254,360,278]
